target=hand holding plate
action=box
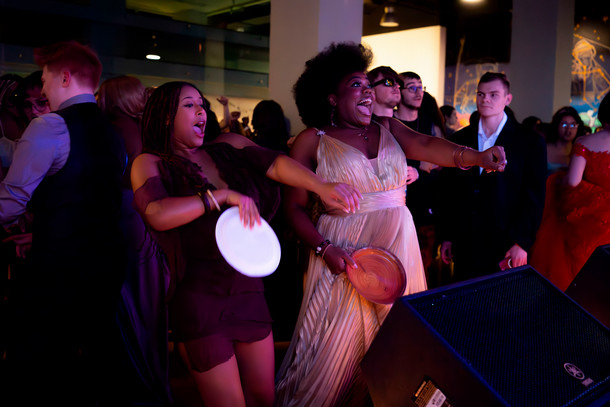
[215,207,280,277]
[323,245,357,275]
[222,189,261,229]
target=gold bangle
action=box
[453,146,473,170]
[197,191,211,212]
[206,189,221,211]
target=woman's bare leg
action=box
[235,332,275,407]
[177,342,246,407]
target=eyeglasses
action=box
[371,78,403,89]
[24,98,49,111]
[403,85,426,94]
[560,122,578,128]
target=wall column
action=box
[510,0,574,121]
[269,0,363,135]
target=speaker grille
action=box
[406,270,610,407]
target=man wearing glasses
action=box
[368,66,419,185]
[369,66,403,117]
[437,72,547,282]
[393,71,443,281]
[394,71,439,136]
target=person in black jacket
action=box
[0,41,127,406]
[438,72,547,282]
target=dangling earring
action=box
[330,106,337,127]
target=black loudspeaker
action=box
[565,245,610,328]
[362,267,610,407]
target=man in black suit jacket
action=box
[437,72,547,282]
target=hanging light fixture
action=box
[380,5,399,27]
[146,35,161,60]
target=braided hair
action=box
[141,81,212,191]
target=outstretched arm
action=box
[267,154,361,214]
[217,96,231,132]
[216,132,362,214]
[378,116,507,171]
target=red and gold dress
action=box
[530,143,610,291]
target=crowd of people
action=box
[0,39,607,407]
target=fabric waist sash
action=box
[327,186,406,216]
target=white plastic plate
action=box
[215,206,281,277]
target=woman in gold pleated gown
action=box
[274,42,508,407]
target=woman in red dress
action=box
[530,94,610,291]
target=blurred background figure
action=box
[0,74,25,176]
[199,96,222,143]
[440,104,458,136]
[251,99,290,153]
[241,115,252,138]
[97,75,173,405]
[1,71,49,347]
[98,75,147,187]
[545,106,585,174]
[394,72,444,284]
[249,99,301,344]
[14,71,50,123]
[229,110,246,136]
[521,115,548,140]
[421,91,446,139]
[217,95,248,137]
[522,115,542,134]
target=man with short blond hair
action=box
[438,72,547,282]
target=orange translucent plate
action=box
[346,247,406,304]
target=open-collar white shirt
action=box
[477,111,507,173]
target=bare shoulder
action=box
[133,152,161,168]
[131,153,161,190]
[213,132,255,148]
[575,130,610,153]
[289,127,322,166]
[290,127,322,152]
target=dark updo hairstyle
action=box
[252,99,290,152]
[141,81,207,156]
[294,42,373,128]
[547,106,585,143]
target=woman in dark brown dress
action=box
[130,81,361,406]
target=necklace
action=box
[359,126,369,141]
[332,122,369,141]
